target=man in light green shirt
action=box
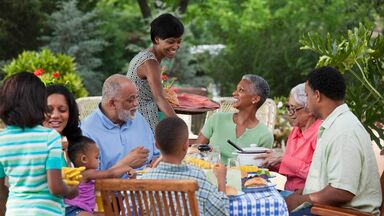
[286,66,382,215]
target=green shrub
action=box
[3,49,88,98]
[300,24,384,149]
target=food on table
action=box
[240,170,248,178]
[184,156,213,169]
[164,88,179,106]
[244,177,267,187]
[240,165,259,173]
[225,185,238,196]
[187,146,200,154]
[62,166,86,186]
[137,167,152,174]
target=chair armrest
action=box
[311,202,373,216]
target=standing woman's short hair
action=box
[0,72,48,128]
[150,13,184,43]
[47,84,82,141]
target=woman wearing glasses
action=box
[260,83,321,192]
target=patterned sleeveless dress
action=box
[126,49,159,132]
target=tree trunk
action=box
[137,0,151,19]
[178,0,189,14]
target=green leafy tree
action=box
[41,0,107,95]
[300,24,384,148]
[3,49,88,98]
[185,0,381,97]
[0,0,58,60]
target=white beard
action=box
[117,107,137,122]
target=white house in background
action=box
[189,44,225,56]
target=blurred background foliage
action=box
[1,0,382,96]
[0,0,383,145]
[3,49,88,98]
[300,24,384,148]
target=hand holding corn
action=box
[62,167,86,186]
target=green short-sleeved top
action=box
[303,104,382,215]
[201,112,273,163]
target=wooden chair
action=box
[76,96,101,120]
[310,170,384,216]
[95,179,200,216]
[206,97,277,132]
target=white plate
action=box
[227,191,245,197]
[242,182,276,193]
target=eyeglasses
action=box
[285,105,304,115]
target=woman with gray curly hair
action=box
[260,83,322,192]
[195,74,274,163]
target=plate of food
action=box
[242,177,276,193]
[226,185,245,197]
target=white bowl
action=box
[232,145,269,166]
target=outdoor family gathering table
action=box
[229,186,289,216]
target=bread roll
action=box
[244,177,267,187]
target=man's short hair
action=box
[307,66,346,100]
[102,74,131,101]
[155,117,188,155]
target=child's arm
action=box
[212,163,227,193]
[0,177,8,215]
[47,169,78,199]
[82,165,136,181]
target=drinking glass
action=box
[208,152,221,164]
[226,158,242,191]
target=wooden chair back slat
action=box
[188,191,200,216]
[117,192,126,216]
[123,191,132,216]
[147,191,156,216]
[135,191,145,216]
[175,191,183,216]
[181,192,189,215]
[154,191,164,216]
[111,191,120,216]
[130,191,139,216]
[96,179,200,216]
[161,191,170,216]
[141,191,150,215]
[167,191,176,216]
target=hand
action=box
[118,147,149,169]
[213,163,227,193]
[285,192,305,212]
[258,149,283,167]
[127,167,137,179]
[110,165,131,178]
[212,163,226,182]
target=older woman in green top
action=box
[196,74,274,163]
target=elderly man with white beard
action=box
[81,74,159,176]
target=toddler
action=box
[64,136,135,216]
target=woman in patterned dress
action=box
[127,13,184,132]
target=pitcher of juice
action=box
[226,158,242,191]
